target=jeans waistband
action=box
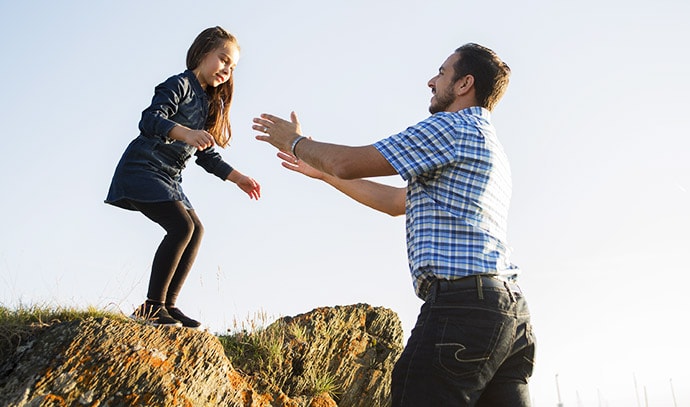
[426,275,522,302]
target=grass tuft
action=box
[217,311,341,399]
[0,303,125,360]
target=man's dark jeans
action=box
[391,276,536,406]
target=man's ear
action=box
[454,74,474,96]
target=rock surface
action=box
[0,304,403,407]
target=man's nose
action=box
[427,75,437,88]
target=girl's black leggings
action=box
[130,200,204,307]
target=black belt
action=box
[429,275,522,301]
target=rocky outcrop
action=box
[0,304,403,407]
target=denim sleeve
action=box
[138,75,187,142]
[195,147,234,180]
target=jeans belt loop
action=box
[503,280,516,302]
[425,280,438,304]
[476,275,484,300]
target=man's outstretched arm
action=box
[254,112,397,180]
[275,151,405,217]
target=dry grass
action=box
[217,311,341,399]
[0,303,125,361]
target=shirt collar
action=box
[457,106,491,120]
[183,69,208,99]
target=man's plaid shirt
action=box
[374,106,519,299]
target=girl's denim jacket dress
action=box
[105,70,233,211]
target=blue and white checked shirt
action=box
[373,107,519,299]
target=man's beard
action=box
[429,86,455,114]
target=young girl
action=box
[105,26,260,328]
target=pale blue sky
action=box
[1,0,688,405]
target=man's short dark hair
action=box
[453,43,511,111]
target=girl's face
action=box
[193,41,240,89]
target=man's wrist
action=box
[290,136,306,159]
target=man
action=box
[254,43,535,406]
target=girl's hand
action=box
[181,129,215,150]
[277,151,325,180]
[235,175,261,200]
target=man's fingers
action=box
[277,151,295,161]
[281,161,300,172]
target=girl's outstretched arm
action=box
[226,169,261,200]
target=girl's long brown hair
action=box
[186,26,239,148]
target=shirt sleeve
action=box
[138,74,187,143]
[373,113,458,181]
[194,147,234,180]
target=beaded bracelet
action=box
[290,136,306,159]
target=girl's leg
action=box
[130,201,196,304]
[165,209,204,307]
